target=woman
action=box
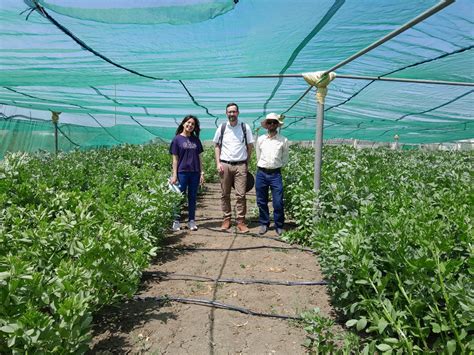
[169,115,205,231]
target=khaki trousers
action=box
[220,162,247,220]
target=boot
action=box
[236,219,249,233]
[220,218,231,231]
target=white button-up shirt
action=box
[213,120,254,162]
[256,133,289,169]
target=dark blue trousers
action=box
[255,169,284,228]
[177,171,200,221]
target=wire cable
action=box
[29,1,162,81]
[257,0,345,125]
[87,113,123,143]
[178,80,220,122]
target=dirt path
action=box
[89,183,335,354]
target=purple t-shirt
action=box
[169,135,204,173]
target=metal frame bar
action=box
[260,0,457,194]
[324,0,455,74]
[239,74,473,87]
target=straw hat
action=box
[261,112,285,128]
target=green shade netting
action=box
[1,0,473,157]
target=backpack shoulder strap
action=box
[241,122,248,147]
[218,123,226,147]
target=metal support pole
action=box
[314,99,324,191]
[51,111,60,155]
[54,121,58,155]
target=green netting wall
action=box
[1,0,473,156]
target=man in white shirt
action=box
[255,113,289,236]
[213,103,254,233]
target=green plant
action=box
[0,144,180,353]
[301,308,360,354]
[285,145,473,354]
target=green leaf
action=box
[7,335,16,348]
[378,318,388,334]
[346,319,357,327]
[357,318,367,331]
[0,324,20,333]
[376,343,392,352]
[446,340,456,354]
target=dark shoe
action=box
[236,222,249,233]
[276,227,284,236]
[220,219,231,230]
[258,225,268,235]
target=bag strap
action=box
[218,122,248,156]
[217,123,226,147]
[241,122,248,147]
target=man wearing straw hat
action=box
[255,113,289,236]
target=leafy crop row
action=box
[283,146,473,354]
[0,144,180,353]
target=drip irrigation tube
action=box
[160,245,315,254]
[142,272,328,286]
[133,295,303,320]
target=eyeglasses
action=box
[267,120,279,125]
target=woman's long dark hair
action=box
[175,115,200,138]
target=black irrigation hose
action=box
[133,295,303,321]
[161,245,316,254]
[142,271,328,286]
[199,228,300,244]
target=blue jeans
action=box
[177,171,200,221]
[255,169,284,228]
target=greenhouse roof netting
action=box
[1,0,473,154]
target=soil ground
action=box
[89,183,336,354]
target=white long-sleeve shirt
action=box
[256,133,289,169]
